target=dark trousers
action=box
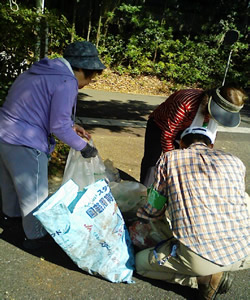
[140,118,162,185]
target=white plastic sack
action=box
[109,181,147,213]
[62,148,107,190]
[34,179,135,283]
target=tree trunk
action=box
[86,7,92,41]
[153,47,158,63]
[96,15,102,48]
[40,17,49,58]
[35,0,45,60]
[103,4,119,43]
[71,0,77,43]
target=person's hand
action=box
[136,207,151,220]
[81,143,98,158]
[73,124,91,140]
[136,205,165,221]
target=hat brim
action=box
[65,57,106,70]
[208,98,240,128]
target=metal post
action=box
[222,49,233,86]
[35,0,47,59]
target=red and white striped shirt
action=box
[150,89,205,152]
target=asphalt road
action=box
[0,88,249,300]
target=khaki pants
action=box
[135,215,250,289]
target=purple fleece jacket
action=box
[0,58,87,154]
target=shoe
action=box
[198,271,234,300]
[22,234,54,250]
[0,213,22,229]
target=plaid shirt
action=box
[139,143,250,266]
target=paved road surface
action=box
[0,88,249,300]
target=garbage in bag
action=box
[129,220,156,249]
[109,181,147,213]
[34,179,135,283]
[129,218,174,250]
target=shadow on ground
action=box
[77,91,250,131]
[77,92,157,121]
[0,220,198,300]
[76,93,156,133]
[134,273,198,300]
[0,193,197,300]
[0,210,80,273]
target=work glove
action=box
[80,143,98,158]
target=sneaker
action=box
[198,271,234,300]
[22,234,54,251]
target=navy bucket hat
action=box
[63,41,106,70]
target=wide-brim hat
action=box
[63,41,106,70]
[181,126,216,144]
[208,88,243,127]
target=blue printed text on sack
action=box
[86,191,114,219]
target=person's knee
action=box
[135,248,153,274]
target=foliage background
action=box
[0,0,249,105]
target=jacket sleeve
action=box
[151,92,182,152]
[49,78,87,151]
[160,102,188,152]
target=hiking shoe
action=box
[22,234,54,250]
[198,271,234,300]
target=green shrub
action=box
[0,3,74,104]
[1,1,248,103]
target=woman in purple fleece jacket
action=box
[0,41,106,249]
